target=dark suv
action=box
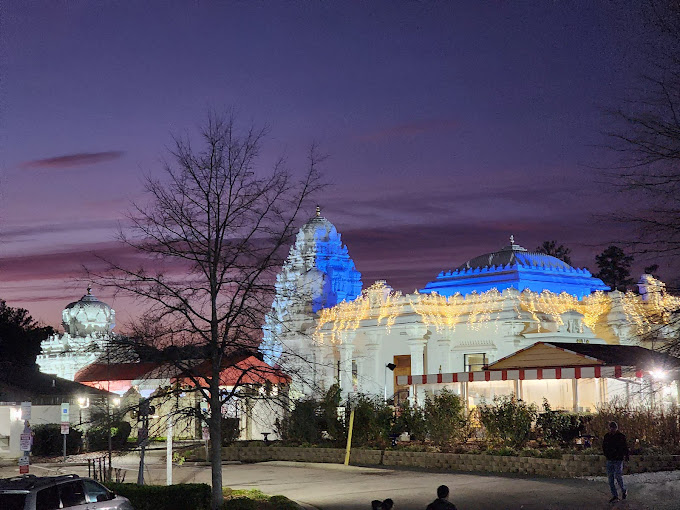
[0,474,133,510]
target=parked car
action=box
[0,474,133,510]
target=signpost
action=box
[61,403,70,462]
[19,434,32,453]
[21,402,31,421]
[19,456,29,474]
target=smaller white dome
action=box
[62,287,115,337]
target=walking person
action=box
[426,485,458,510]
[602,421,629,503]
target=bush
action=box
[222,417,240,445]
[86,421,132,451]
[350,394,393,447]
[275,399,319,444]
[319,384,345,442]
[587,399,680,452]
[478,395,537,448]
[393,400,426,440]
[267,495,299,510]
[32,423,82,456]
[106,483,210,510]
[536,399,587,446]
[424,389,466,446]
[224,498,258,510]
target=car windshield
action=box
[0,492,28,510]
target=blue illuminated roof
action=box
[420,239,609,299]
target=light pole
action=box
[384,363,396,402]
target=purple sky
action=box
[0,2,657,329]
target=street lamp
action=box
[384,363,397,402]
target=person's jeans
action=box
[606,460,626,497]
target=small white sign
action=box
[202,427,210,441]
[61,423,70,435]
[61,403,70,423]
[18,456,29,467]
[21,402,31,421]
[20,433,32,452]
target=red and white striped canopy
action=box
[397,365,642,386]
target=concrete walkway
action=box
[1,452,677,510]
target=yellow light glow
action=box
[314,277,680,342]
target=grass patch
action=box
[223,488,299,510]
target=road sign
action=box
[61,423,70,435]
[21,402,31,421]
[19,464,29,474]
[61,403,70,423]
[20,433,32,452]
[18,456,29,467]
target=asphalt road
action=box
[1,452,676,510]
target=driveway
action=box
[1,452,677,510]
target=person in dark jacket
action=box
[425,485,458,510]
[602,421,629,503]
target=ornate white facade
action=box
[37,288,116,381]
[265,213,680,408]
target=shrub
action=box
[32,423,82,456]
[222,417,240,445]
[536,399,586,446]
[224,498,258,510]
[106,483,211,510]
[478,395,537,448]
[275,399,319,444]
[268,495,300,510]
[86,420,132,451]
[393,400,426,440]
[424,389,467,446]
[350,394,393,447]
[587,399,680,452]
[319,384,345,442]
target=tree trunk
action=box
[209,384,223,510]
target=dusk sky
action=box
[0,2,657,329]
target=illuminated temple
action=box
[268,210,680,411]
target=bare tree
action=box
[90,112,323,509]
[606,1,680,260]
[605,1,680,355]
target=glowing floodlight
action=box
[649,369,668,380]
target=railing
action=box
[87,456,126,483]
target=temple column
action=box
[364,330,383,396]
[355,357,365,393]
[572,379,580,412]
[435,338,452,374]
[338,331,356,398]
[407,329,428,406]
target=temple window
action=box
[464,353,488,372]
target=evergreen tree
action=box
[0,300,53,367]
[595,246,634,291]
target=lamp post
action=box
[384,363,396,402]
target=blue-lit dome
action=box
[421,238,609,299]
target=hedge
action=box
[106,483,211,510]
[32,424,82,456]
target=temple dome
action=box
[458,239,572,271]
[421,236,609,299]
[62,287,116,337]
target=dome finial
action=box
[87,285,92,295]
[316,205,321,217]
[510,234,515,245]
